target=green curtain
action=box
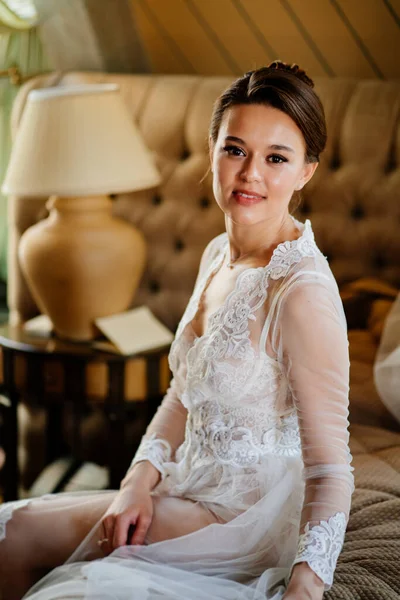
[0,1,51,281]
[0,0,36,32]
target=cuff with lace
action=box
[128,434,172,478]
[287,511,347,589]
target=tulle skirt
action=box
[22,458,304,600]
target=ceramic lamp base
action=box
[19,195,146,341]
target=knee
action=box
[0,510,39,600]
[0,506,33,570]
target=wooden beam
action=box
[33,0,150,72]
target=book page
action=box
[94,306,174,355]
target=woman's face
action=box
[210,103,317,226]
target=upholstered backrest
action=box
[7,72,400,332]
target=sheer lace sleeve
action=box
[278,276,354,589]
[128,374,188,477]
[128,236,222,478]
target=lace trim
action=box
[184,234,318,394]
[166,219,316,469]
[185,403,301,467]
[169,219,318,378]
[129,434,172,478]
[0,498,33,541]
[292,512,347,588]
[267,220,317,280]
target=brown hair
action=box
[209,61,327,164]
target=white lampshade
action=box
[2,83,161,197]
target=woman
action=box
[0,61,354,600]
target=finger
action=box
[102,514,113,540]
[113,514,136,549]
[101,515,114,555]
[127,523,135,544]
[130,514,152,546]
[98,537,112,556]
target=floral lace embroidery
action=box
[166,220,318,470]
[129,434,172,477]
[170,220,318,386]
[293,512,347,587]
[267,221,317,280]
[170,221,317,373]
[196,353,281,405]
[168,220,330,466]
[183,403,301,467]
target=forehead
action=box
[218,103,305,151]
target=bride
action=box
[0,61,354,600]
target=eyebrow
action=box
[225,136,295,153]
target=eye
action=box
[267,154,287,164]
[222,145,245,157]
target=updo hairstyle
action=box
[209,61,327,164]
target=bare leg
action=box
[0,492,222,600]
[146,495,222,543]
[0,492,116,600]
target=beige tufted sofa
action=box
[4,71,400,485]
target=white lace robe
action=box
[130,218,354,589]
[1,218,354,600]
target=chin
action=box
[226,209,266,227]
[225,201,265,223]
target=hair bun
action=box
[267,60,315,88]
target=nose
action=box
[239,155,263,183]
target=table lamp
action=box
[2,83,161,341]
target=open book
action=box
[93,306,174,355]
[23,307,174,356]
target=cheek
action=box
[212,158,233,197]
[268,164,301,192]
[212,163,224,205]
[215,156,232,180]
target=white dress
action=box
[0,218,354,600]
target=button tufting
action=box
[152,194,162,206]
[350,205,365,220]
[384,157,397,174]
[200,197,211,209]
[181,149,190,160]
[175,239,185,252]
[374,254,387,269]
[149,280,160,293]
[330,156,341,171]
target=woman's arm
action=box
[279,278,354,596]
[122,374,188,489]
[102,376,188,549]
[123,235,223,490]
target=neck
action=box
[225,213,298,265]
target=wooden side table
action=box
[0,324,170,501]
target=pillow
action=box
[374,292,400,425]
[340,278,399,431]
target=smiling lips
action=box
[232,189,266,206]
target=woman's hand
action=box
[282,563,324,600]
[100,462,159,554]
[100,485,153,554]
